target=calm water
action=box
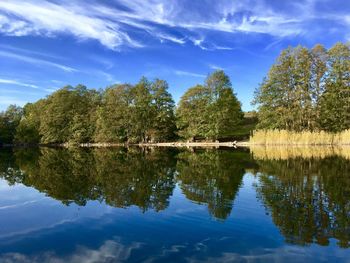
[0,147,349,262]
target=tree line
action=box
[253,42,350,132]
[2,42,348,145]
[0,70,244,145]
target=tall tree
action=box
[0,105,23,144]
[206,70,243,139]
[150,79,176,142]
[310,44,328,129]
[253,47,313,131]
[15,100,45,143]
[177,70,243,141]
[254,42,350,132]
[128,77,155,143]
[176,85,211,140]
[39,85,100,144]
[319,43,350,132]
[94,84,132,143]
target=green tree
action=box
[0,105,23,144]
[319,43,350,132]
[15,101,45,143]
[39,85,100,144]
[254,42,350,133]
[149,79,177,142]
[254,47,314,131]
[176,70,243,140]
[206,71,243,139]
[176,85,211,140]
[94,84,132,143]
[94,78,176,143]
[128,77,155,143]
[310,44,327,128]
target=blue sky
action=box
[0,0,349,111]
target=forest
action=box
[0,42,349,145]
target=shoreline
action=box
[0,141,246,148]
[2,141,350,148]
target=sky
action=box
[0,0,349,111]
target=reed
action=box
[250,129,350,146]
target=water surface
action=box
[0,147,349,262]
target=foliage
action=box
[176,70,243,141]
[39,85,100,144]
[94,84,132,143]
[0,105,23,144]
[94,77,176,143]
[15,100,45,143]
[318,43,350,132]
[253,42,350,132]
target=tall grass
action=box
[250,129,350,145]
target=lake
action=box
[0,147,349,262]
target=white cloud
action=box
[208,64,224,70]
[0,78,39,89]
[190,38,209,50]
[0,50,77,72]
[175,70,206,78]
[0,0,347,50]
[0,0,142,50]
[156,33,186,44]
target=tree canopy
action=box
[253,42,350,132]
[0,72,246,145]
[176,70,243,141]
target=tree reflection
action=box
[177,148,252,219]
[93,147,177,211]
[0,148,24,185]
[0,147,177,211]
[255,156,350,248]
[1,146,349,248]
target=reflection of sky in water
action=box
[0,174,348,262]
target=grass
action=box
[250,129,350,145]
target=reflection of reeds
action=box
[251,145,350,160]
[250,129,350,145]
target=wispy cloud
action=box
[0,78,39,89]
[0,44,65,60]
[175,70,206,78]
[0,0,346,51]
[0,0,143,50]
[208,64,224,70]
[0,50,77,72]
[156,33,186,45]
